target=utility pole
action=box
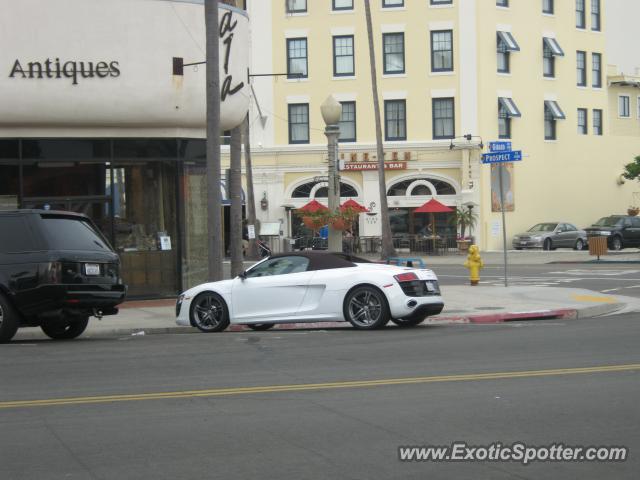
[364,0,395,259]
[205,0,223,281]
[243,115,260,260]
[229,125,244,276]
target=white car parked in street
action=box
[176,252,444,331]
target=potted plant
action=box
[449,207,478,252]
[628,206,639,216]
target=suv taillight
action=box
[41,262,63,283]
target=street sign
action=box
[481,150,522,164]
[489,141,512,152]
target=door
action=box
[627,217,640,246]
[231,256,313,322]
[556,223,578,247]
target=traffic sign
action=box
[481,150,522,164]
[489,141,512,153]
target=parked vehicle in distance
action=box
[0,210,126,342]
[176,252,444,332]
[584,215,640,251]
[512,222,588,251]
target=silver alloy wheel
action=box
[575,239,584,250]
[348,289,383,327]
[192,294,225,331]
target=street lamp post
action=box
[321,95,343,252]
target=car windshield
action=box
[594,216,623,227]
[40,216,112,251]
[528,223,557,232]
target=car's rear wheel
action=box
[344,286,390,330]
[246,323,275,331]
[574,239,585,251]
[0,294,19,343]
[41,315,89,340]
[611,236,623,251]
[190,292,230,332]
[391,317,424,327]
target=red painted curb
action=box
[436,308,577,324]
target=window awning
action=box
[498,97,522,117]
[544,100,566,120]
[497,31,520,51]
[543,37,564,56]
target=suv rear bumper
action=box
[18,284,126,317]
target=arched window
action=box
[292,181,358,198]
[387,177,456,196]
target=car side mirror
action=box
[239,271,247,281]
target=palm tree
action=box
[205,0,223,281]
[364,0,395,259]
[229,126,244,277]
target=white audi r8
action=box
[175,252,444,332]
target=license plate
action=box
[85,264,101,276]
[425,282,435,292]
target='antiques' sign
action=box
[342,162,407,171]
[9,58,120,85]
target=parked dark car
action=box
[584,215,640,251]
[0,210,126,342]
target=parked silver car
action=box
[512,222,588,250]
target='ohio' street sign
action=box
[488,141,512,152]
[481,150,522,164]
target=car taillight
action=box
[41,262,63,283]
[394,272,419,283]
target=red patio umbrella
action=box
[340,199,369,212]
[414,199,453,236]
[298,199,329,213]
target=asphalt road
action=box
[1,313,639,479]
[435,263,640,297]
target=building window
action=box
[619,96,630,118]
[496,0,508,6]
[383,33,405,74]
[498,97,521,139]
[288,104,309,144]
[383,0,403,7]
[332,0,353,10]
[431,30,453,72]
[430,0,453,5]
[592,53,602,88]
[333,35,354,76]
[591,0,601,31]
[576,0,586,28]
[543,37,564,78]
[292,180,358,198]
[497,31,519,74]
[544,100,565,140]
[286,0,307,13]
[432,98,455,140]
[576,51,587,86]
[577,108,588,134]
[338,101,356,142]
[287,38,308,79]
[384,100,406,141]
[593,109,603,135]
[543,0,554,14]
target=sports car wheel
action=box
[391,317,425,327]
[246,323,275,331]
[190,292,230,332]
[344,286,390,330]
[41,315,89,340]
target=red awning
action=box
[414,199,454,213]
[298,199,329,213]
[340,199,369,212]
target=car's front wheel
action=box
[611,236,623,251]
[190,292,230,332]
[344,286,390,330]
[41,315,89,340]
[0,294,19,343]
[391,317,425,327]
[246,323,275,331]
[543,238,553,251]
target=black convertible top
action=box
[268,252,371,271]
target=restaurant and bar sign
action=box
[342,162,407,171]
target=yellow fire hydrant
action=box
[463,244,484,286]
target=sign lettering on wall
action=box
[342,162,407,171]
[9,58,120,85]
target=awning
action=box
[497,31,520,51]
[544,100,566,120]
[543,37,564,56]
[498,97,522,117]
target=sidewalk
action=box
[13,284,640,341]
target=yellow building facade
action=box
[239,0,640,250]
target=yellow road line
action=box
[572,294,617,303]
[1,364,638,410]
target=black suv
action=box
[0,210,126,342]
[584,215,640,251]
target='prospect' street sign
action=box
[481,150,522,164]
